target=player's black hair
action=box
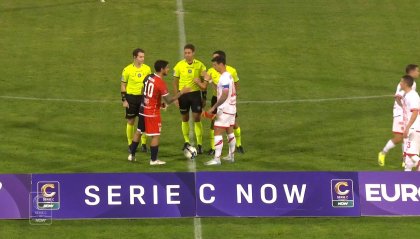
[154,60,169,72]
[211,55,226,65]
[213,50,226,60]
[402,74,414,87]
[406,64,419,74]
[132,48,145,57]
[184,44,195,52]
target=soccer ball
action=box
[184,145,197,160]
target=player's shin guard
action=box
[126,123,135,145]
[234,127,241,147]
[227,133,236,157]
[209,129,215,150]
[182,122,190,143]
[130,141,140,156]
[141,134,147,145]
[194,122,203,146]
[214,135,223,159]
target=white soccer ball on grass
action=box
[184,145,197,160]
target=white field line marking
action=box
[0,95,112,103]
[239,95,393,104]
[0,94,393,104]
[175,1,202,239]
[175,0,187,59]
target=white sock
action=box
[404,156,418,171]
[214,135,223,160]
[382,140,396,154]
[404,158,413,171]
[227,133,236,158]
[411,155,420,164]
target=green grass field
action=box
[1,0,420,238]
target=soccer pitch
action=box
[1,0,420,238]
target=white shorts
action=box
[392,115,405,134]
[214,109,235,128]
[404,129,420,156]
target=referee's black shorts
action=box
[125,94,142,119]
[179,91,203,114]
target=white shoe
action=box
[128,154,136,162]
[150,160,166,165]
[222,154,234,163]
[204,158,221,166]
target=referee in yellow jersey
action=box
[120,48,151,153]
[173,44,207,154]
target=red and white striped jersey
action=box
[140,74,169,117]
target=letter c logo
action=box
[0,182,2,190]
[335,182,350,196]
[41,184,56,198]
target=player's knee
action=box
[127,118,135,125]
[182,115,189,122]
[132,130,142,141]
[393,134,403,143]
[193,114,201,122]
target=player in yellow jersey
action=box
[173,44,207,154]
[196,50,244,155]
[120,48,151,153]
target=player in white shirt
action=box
[378,64,419,166]
[203,55,237,165]
[398,75,420,171]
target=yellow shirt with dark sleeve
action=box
[207,65,239,97]
[121,63,152,95]
[173,59,207,92]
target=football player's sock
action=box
[404,157,413,171]
[411,155,420,164]
[209,129,215,150]
[405,155,419,171]
[182,122,190,143]
[130,141,139,156]
[150,146,158,161]
[227,133,236,157]
[234,127,241,147]
[214,135,223,160]
[141,134,147,145]
[126,123,135,145]
[194,122,203,146]
[382,140,395,153]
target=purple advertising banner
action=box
[195,172,360,217]
[10,171,420,219]
[31,173,196,219]
[0,174,30,218]
[359,172,420,216]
